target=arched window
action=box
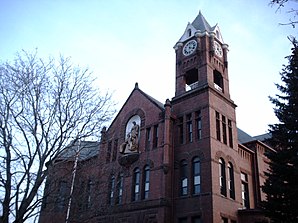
[132,168,140,201]
[188,29,192,37]
[192,157,201,194]
[116,173,124,204]
[228,162,235,199]
[213,70,224,93]
[219,158,227,196]
[180,160,188,196]
[109,175,115,205]
[143,165,150,199]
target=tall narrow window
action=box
[213,70,224,92]
[222,115,227,144]
[241,172,250,208]
[109,175,115,205]
[216,112,221,141]
[228,119,233,148]
[57,181,68,211]
[187,114,193,143]
[188,28,192,37]
[192,157,201,194]
[86,179,93,208]
[106,141,112,163]
[219,158,227,196]
[143,165,150,199]
[228,163,235,199]
[78,181,85,211]
[145,127,151,151]
[132,168,140,201]
[116,173,124,205]
[153,125,158,148]
[178,117,184,144]
[112,139,118,161]
[196,111,202,140]
[180,160,188,196]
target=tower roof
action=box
[191,11,214,32]
[174,11,225,48]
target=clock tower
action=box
[172,12,240,223]
[173,11,230,99]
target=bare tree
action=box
[0,50,115,223]
[270,0,298,27]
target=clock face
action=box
[183,40,197,56]
[214,41,223,57]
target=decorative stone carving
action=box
[119,121,139,154]
[118,117,141,166]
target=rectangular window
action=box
[132,169,140,201]
[187,114,193,143]
[110,176,115,205]
[143,166,150,199]
[222,115,227,144]
[106,141,112,163]
[180,161,188,196]
[228,119,233,148]
[178,117,184,144]
[219,158,227,196]
[241,172,250,209]
[86,180,93,208]
[228,163,235,200]
[193,157,201,194]
[216,112,221,141]
[112,139,118,161]
[153,124,158,148]
[57,181,68,211]
[178,217,187,223]
[116,174,124,205]
[145,127,151,151]
[78,181,85,211]
[196,111,202,140]
[192,216,201,223]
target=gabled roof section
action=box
[107,83,165,131]
[135,83,164,110]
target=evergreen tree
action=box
[262,38,298,223]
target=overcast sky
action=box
[0,0,297,136]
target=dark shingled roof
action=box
[59,141,100,161]
[191,11,218,34]
[253,133,271,142]
[238,128,272,144]
[238,128,254,144]
[191,11,213,32]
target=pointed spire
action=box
[191,11,212,32]
[134,82,139,89]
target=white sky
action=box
[0,0,297,136]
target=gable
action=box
[107,83,165,140]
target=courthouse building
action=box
[39,12,273,223]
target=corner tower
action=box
[172,12,240,223]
